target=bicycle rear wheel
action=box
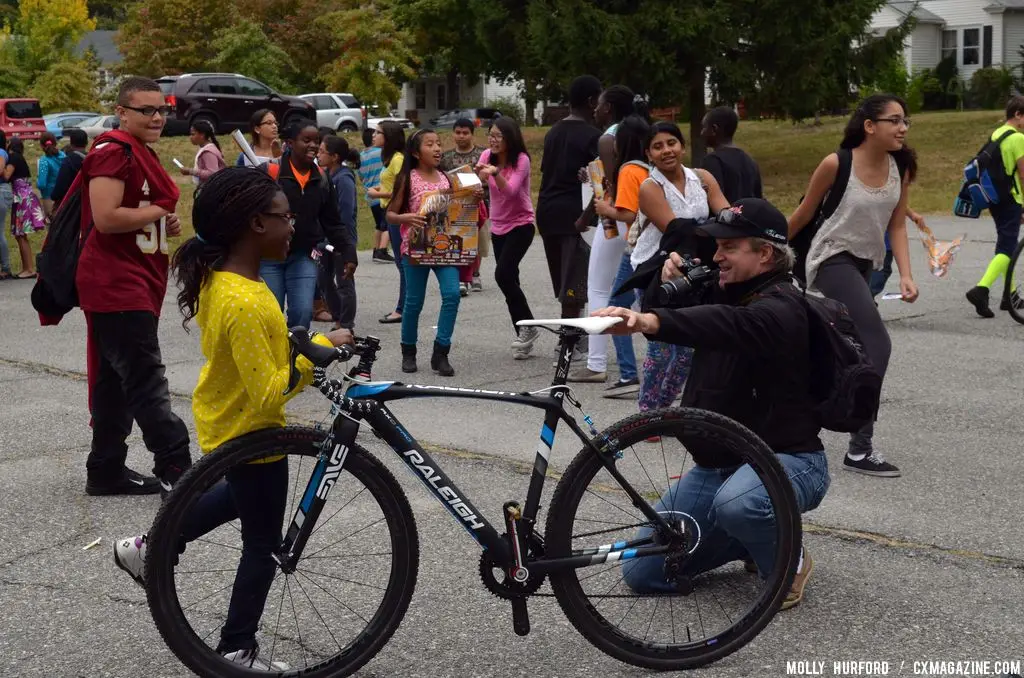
[1005,237,1024,325]
[146,426,419,678]
[546,408,802,671]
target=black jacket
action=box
[51,149,86,208]
[272,154,357,264]
[647,271,823,467]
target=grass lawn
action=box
[2,109,1005,274]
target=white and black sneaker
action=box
[222,645,290,672]
[603,377,640,399]
[511,326,539,360]
[113,534,147,587]
[843,453,901,477]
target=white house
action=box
[872,0,1024,79]
[397,74,525,122]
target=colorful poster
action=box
[406,165,481,266]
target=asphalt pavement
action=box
[1,216,1023,677]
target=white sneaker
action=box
[222,646,290,671]
[512,325,539,350]
[114,535,147,587]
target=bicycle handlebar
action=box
[288,327,381,375]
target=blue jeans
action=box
[623,451,830,593]
[0,183,12,273]
[259,252,319,329]
[401,258,460,346]
[179,457,288,653]
[608,253,639,381]
[388,223,406,314]
[869,249,894,298]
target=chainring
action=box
[478,532,546,600]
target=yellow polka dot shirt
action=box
[192,270,331,454]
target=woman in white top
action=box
[633,122,729,421]
[788,94,919,478]
[234,108,281,167]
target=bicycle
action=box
[144,317,802,677]
[1006,237,1024,324]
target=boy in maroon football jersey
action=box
[78,77,192,496]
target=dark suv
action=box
[157,73,315,136]
[428,108,502,129]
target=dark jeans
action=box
[85,311,191,482]
[371,204,387,232]
[317,252,356,330]
[492,225,536,330]
[991,199,1023,257]
[868,249,894,298]
[179,458,289,653]
[387,222,406,314]
[814,253,891,455]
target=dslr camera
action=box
[654,255,716,308]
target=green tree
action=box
[315,0,419,108]
[526,0,909,162]
[87,0,137,30]
[30,59,100,110]
[470,0,544,123]
[212,19,294,93]
[116,0,234,76]
[15,0,96,76]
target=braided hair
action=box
[172,167,280,330]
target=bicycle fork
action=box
[277,415,361,572]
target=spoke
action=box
[302,517,386,560]
[630,440,664,503]
[670,596,677,645]
[299,565,391,594]
[295,568,370,626]
[577,562,626,584]
[287,455,306,529]
[706,584,734,628]
[285,578,307,670]
[292,570,347,660]
[615,587,644,630]
[301,551,392,561]
[177,568,243,575]
[268,571,289,667]
[311,486,369,537]
[571,521,649,541]
[693,586,707,640]
[644,596,660,641]
[194,538,242,552]
[181,581,235,612]
[581,485,644,525]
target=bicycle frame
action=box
[278,331,678,574]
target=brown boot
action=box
[780,547,813,611]
[313,299,333,323]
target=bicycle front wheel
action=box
[546,407,802,671]
[1006,237,1024,325]
[146,426,419,678]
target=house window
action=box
[984,25,993,67]
[963,28,980,66]
[941,30,958,63]
[414,82,426,110]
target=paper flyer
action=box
[231,129,261,167]
[916,221,964,278]
[587,159,607,202]
[406,166,481,266]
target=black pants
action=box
[814,253,892,455]
[492,225,536,330]
[86,311,191,482]
[991,198,1022,257]
[318,253,356,330]
[179,457,288,653]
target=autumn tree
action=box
[116,0,234,76]
[212,19,294,93]
[30,60,100,111]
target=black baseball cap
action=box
[698,198,789,245]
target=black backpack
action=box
[799,289,882,432]
[955,128,1019,218]
[31,139,132,320]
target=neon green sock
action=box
[978,253,1011,288]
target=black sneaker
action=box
[158,462,191,499]
[372,249,395,264]
[842,453,901,477]
[966,286,995,318]
[85,467,161,496]
[603,377,640,399]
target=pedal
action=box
[511,598,530,636]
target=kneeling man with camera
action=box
[595,198,829,610]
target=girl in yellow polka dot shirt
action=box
[113,167,352,670]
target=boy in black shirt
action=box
[700,106,763,204]
[536,75,603,319]
[51,128,88,208]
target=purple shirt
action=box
[480,149,534,236]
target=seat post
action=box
[551,328,584,386]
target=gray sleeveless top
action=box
[806,154,901,289]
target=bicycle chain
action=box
[478,532,547,600]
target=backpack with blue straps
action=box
[954,129,1019,218]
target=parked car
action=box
[0,98,45,140]
[44,112,101,139]
[298,93,366,132]
[366,105,415,130]
[428,108,502,129]
[68,115,119,139]
[157,73,316,137]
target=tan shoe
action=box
[780,548,813,611]
[567,367,607,383]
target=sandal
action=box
[313,310,334,322]
[16,271,36,279]
[379,312,402,324]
